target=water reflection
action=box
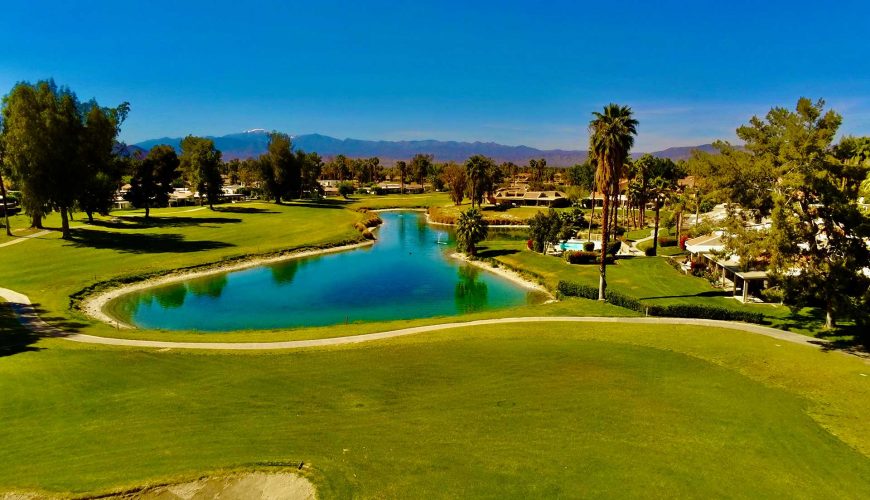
[455,265,488,313]
[270,259,301,285]
[155,282,187,309]
[118,211,546,331]
[188,274,228,299]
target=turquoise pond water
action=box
[112,211,547,331]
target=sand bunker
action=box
[2,472,315,500]
[114,472,315,500]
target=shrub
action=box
[606,239,621,255]
[658,236,677,247]
[557,280,764,324]
[556,281,640,311]
[645,304,764,324]
[563,250,613,265]
[583,241,595,252]
[644,247,656,256]
[761,287,784,303]
[338,181,355,198]
[679,235,689,249]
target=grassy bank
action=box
[479,239,829,335]
[0,321,867,498]
[0,202,367,338]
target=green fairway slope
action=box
[0,322,867,498]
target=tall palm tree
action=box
[588,104,638,300]
[456,208,488,256]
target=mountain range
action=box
[133,130,717,166]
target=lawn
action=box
[480,239,827,335]
[346,191,452,210]
[0,202,368,340]
[1,196,867,498]
[0,322,868,498]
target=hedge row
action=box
[645,304,764,324]
[556,280,765,324]
[556,281,642,311]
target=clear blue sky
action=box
[1,0,868,151]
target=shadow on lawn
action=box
[86,216,242,230]
[66,229,234,254]
[287,199,350,210]
[640,290,730,300]
[477,248,519,258]
[213,206,278,214]
[0,304,41,357]
[0,302,90,358]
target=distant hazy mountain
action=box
[134,130,715,165]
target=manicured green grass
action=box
[346,192,452,210]
[624,227,653,240]
[0,202,366,338]
[0,322,868,497]
[481,240,826,335]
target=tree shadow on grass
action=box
[212,206,278,214]
[0,302,90,358]
[67,229,234,254]
[0,303,41,357]
[87,216,242,230]
[640,290,730,300]
[476,248,519,258]
[287,200,350,210]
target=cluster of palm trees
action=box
[451,103,638,304]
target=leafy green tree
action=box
[125,145,180,219]
[567,161,595,189]
[455,208,488,256]
[428,162,445,191]
[179,136,223,209]
[728,98,870,329]
[1,80,126,238]
[298,151,324,198]
[77,101,129,222]
[410,153,433,191]
[588,103,638,300]
[0,134,11,235]
[257,132,298,203]
[440,162,467,205]
[528,209,564,253]
[337,181,355,198]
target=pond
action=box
[110,211,547,331]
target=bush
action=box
[557,280,765,324]
[644,247,656,256]
[761,287,784,303]
[583,241,595,252]
[338,181,355,198]
[556,281,641,311]
[564,251,614,265]
[606,239,621,255]
[658,236,677,247]
[646,304,764,324]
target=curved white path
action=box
[0,286,843,353]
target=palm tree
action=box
[455,208,488,256]
[397,160,407,194]
[588,104,638,301]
